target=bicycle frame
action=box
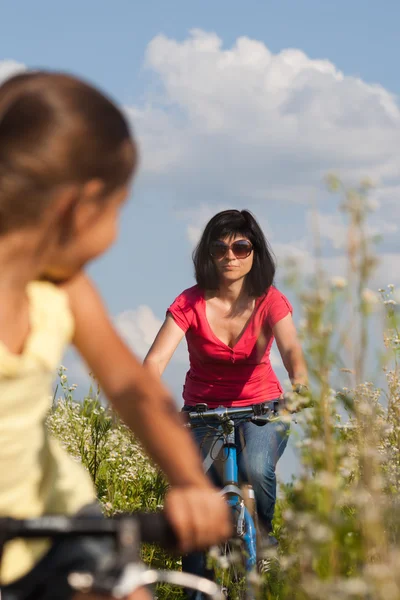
[218,419,257,572]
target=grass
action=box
[48,177,400,599]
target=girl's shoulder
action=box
[28,280,75,342]
[0,281,75,374]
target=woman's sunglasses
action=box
[210,240,253,260]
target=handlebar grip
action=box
[138,512,178,549]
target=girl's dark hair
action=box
[193,209,276,297]
[0,70,137,232]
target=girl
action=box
[145,209,308,580]
[0,71,230,600]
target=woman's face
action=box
[211,234,254,284]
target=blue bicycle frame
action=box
[220,421,257,571]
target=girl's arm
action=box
[273,313,308,387]
[143,314,185,377]
[63,274,231,551]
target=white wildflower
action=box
[298,318,307,330]
[283,509,294,522]
[366,198,379,212]
[309,524,333,543]
[315,471,338,490]
[339,578,369,595]
[330,276,347,290]
[362,288,380,306]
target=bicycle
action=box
[0,511,224,600]
[184,398,291,600]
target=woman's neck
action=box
[216,279,248,305]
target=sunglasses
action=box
[210,240,253,260]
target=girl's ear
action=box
[73,179,106,234]
[54,179,105,244]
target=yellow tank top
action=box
[0,281,96,585]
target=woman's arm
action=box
[63,274,231,551]
[144,314,185,377]
[272,313,308,387]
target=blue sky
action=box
[1,0,399,480]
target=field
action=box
[48,179,400,599]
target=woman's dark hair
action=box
[0,70,137,233]
[193,209,276,296]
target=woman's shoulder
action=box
[171,284,203,307]
[167,285,203,332]
[259,285,293,312]
[264,285,289,302]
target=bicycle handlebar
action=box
[0,513,227,599]
[0,511,177,549]
[0,513,230,599]
[185,399,285,425]
[184,391,311,427]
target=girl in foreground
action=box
[0,71,230,600]
[145,209,308,581]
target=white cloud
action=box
[130,30,400,208]
[177,203,230,246]
[307,209,398,251]
[114,305,164,359]
[114,305,188,363]
[0,60,26,84]
[272,239,312,269]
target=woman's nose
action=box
[226,248,236,260]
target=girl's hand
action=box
[164,486,232,553]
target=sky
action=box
[1,0,399,480]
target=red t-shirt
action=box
[167,285,292,408]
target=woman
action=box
[144,209,307,572]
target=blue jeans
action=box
[182,404,290,597]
